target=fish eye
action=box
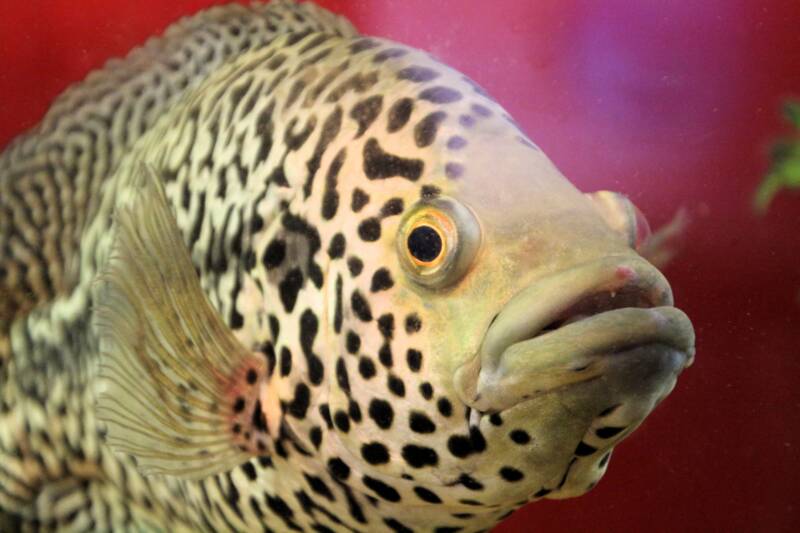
[397,197,481,289]
[407,225,444,264]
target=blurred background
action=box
[1,1,798,531]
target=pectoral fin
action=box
[92,164,278,479]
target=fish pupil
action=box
[407,225,442,263]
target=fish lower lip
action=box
[458,306,695,413]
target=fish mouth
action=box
[454,255,695,413]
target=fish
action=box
[0,1,696,531]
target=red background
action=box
[1,1,799,531]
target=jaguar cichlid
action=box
[0,1,695,531]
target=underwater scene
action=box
[0,1,798,531]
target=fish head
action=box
[308,41,695,508]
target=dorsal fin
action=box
[92,164,279,479]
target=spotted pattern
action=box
[0,1,663,532]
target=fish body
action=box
[0,2,695,531]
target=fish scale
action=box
[0,1,696,532]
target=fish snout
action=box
[454,255,695,413]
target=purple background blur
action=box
[1,1,799,531]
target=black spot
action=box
[469,426,487,452]
[406,349,422,372]
[457,474,484,491]
[398,66,440,83]
[351,188,370,212]
[347,256,364,277]
[409,412,436,434]
[361,442,390,464]
[373,47,408,63]
[435,528,462,533]
[346,331,361,354]
[265,494,298,530]
[269,315,280,340]
[596,426,625,439]
[348,400,363,422]
[350,290,373,321]
[405,313,422,334]
[319,404,333,429]
[280,347,292,376]
[414,111,447,148]
[333,275,343,334]
[309,426,323,449]
[459,114,475,128]
[420,185,441,200]
[262,239,286,269]
[387,97,414,132]
[387,374,406,397]
[299,311,324,386]
[368,399,394,429]
[371,268,394,292]
[376,314,395,340]
[304,473,335,501]
[334,410,350,432]
[384,518,413,533]
[359,357,376,379]
[251,400,267,432]
[437,397,453,417]
[328,233,346,259]
[380,198,404,218]
[447,435,472,458]
[233,397,246,413]
[363,476,401,502]
[288,383,310,418]
[419,86,462,104]
[363,138,423,181]
[575,442,598,456]
[500,467,524,482]
[357,218,382,243]
[321,148,346,220]
[350,38,380,54]
[279,268,304,313]
[378,343,393,367]
[350,95,383,138]
[420,382,434,400]
[413,486,442,503]
[336,357,350,394]
[489,413,503,426]
[402,444,439,468]
[246,369,258,385]
[328,458,351,480]
[510,430,531,444]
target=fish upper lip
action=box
[454,256,696,413]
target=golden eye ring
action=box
[397,197,480,289]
